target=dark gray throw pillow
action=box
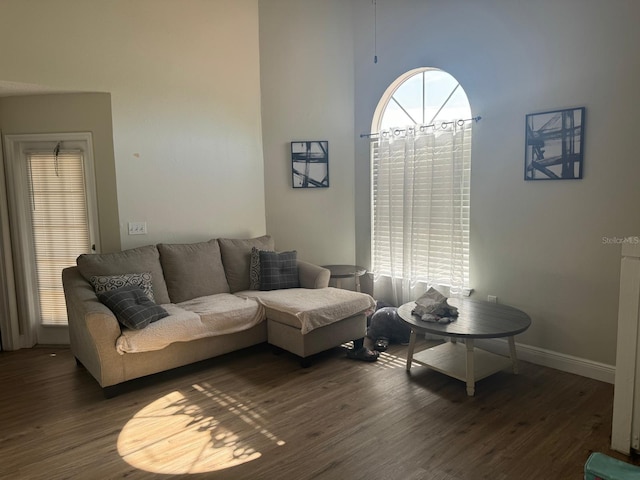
[98,285,169,330]
[259,250,299,291]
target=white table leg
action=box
[508,336,519,374]
[465,339,475,396]
[406,329,417,371]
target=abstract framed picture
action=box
[291,140,329,188]
[525,107,585,180]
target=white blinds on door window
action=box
[371,122,471,302]
[27,151,90,325]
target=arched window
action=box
[370,67,473,304]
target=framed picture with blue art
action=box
[291,140,329,188]
[525,107,585,180]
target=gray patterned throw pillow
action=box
[249,246,270,290]
[90,272,155,302]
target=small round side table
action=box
[321,264,367,292]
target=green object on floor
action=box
[584,452,640,480]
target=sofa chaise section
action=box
[238,287,373,361]
[217,236,372,363]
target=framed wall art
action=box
[525,107,585,180]
[291,140,329,188]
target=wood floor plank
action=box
[0,341,635,479]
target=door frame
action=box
[2,132,100,346]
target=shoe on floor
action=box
[373,336,389,352]
[346,346,379,362]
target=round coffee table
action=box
[397,298,531,396]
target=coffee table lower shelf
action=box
[409,341,514,396]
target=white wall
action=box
[259,0,356,266]
[0,0,266,247]
[0,93,121,253]
[353,0,640,366]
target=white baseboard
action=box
[474,338,615,384]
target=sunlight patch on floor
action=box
[117,384,285,474]
[375,351,408,369]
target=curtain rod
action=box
[360,116,482,138]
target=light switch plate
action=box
[128,222,147,235]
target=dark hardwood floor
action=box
[0,339,633,479]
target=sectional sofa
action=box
[62,235,375,396]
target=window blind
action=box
[371,125,471,291]
[27,151,91,325]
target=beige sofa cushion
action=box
[158,240,230,303]
[116,294,264,354]
[77,245,170,304]
[218,235,275,292]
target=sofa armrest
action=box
[297,260,330,289]
[62,267,125,387]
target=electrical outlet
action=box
[488,295,497,303]
[128,222,147,235]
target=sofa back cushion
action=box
[157,239,230,303]
[77,245,171,304]
[218,235,275,292]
